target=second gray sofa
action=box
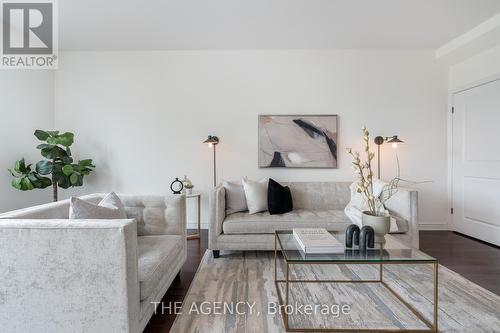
[209,181,418,257]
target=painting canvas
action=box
[259,115,338,168]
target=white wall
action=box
[449,44,500,90]
[0,71,54,213]
[54,50,448,228]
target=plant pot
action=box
[361,211,390,245]
[186,188,193,195]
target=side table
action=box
[186,192,201,240]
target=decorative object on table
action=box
[182,175,194,194]
[186,192,201,240]
[267,178,293,215]
[203,135,219,187]
[222,180,248,215]
[8,130,95,202]
[359,226,375,250]
[292,228,344,254]
[374,135,404,179]
[242,177,269,214]
[170,177,184,194]
[258,115,338,168]
[345,224,360,248]
[346,127,403,245]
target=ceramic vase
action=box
[361,211,390,245]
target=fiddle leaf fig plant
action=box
[8,130,95,202]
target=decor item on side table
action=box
[346,126,403,245]
[203,135,219,187]
[259,115,337,168]
[374,135,404,179]
[267,178,293,215]
[170,177,184,194]
[8,130,95,202]
[182,175,194,194]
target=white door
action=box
[452,78,500,246]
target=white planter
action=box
[186,188,193,195]
[361,211,390,245]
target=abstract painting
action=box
[259,115,338,168]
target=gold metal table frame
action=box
[274,233,439,333]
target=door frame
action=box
[448,73,500,232]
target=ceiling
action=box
[59,0,500,50]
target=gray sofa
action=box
[0,193,186,333]
[209,181,418,257]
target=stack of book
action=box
[293,228,344,254]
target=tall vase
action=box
[361,211,390,245]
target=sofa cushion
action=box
[137,235,183,301]
[222,209,351,234]
[242,178,269,214]
[69,192,126,219]
[121,194,185,236]
[267,178,293,215]
[223,180,248,215]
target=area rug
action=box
[169,251,500,332]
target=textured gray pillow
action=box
[69,192,127,219]
[223,180,248,215]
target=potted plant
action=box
[182,175,194,194]
[346,127,397,244]
[8,130,95,202]
[184,183,194,195]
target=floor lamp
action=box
[374,135,403,179]
[203,135,219,187]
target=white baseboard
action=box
[418,224,450,231]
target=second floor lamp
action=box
[203,135,219,187]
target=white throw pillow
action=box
[69,192,127,219]
[223,180,248,215]
[242,178,268,214]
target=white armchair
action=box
[0,193,186,333]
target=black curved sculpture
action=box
[345,224,360,248]
[359,226,375,250]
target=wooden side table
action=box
[186,192,201,240]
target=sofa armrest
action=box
[0,219,140,333]
[208,185,225,250]
[384,188,419,248]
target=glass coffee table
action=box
[274,230,438,333]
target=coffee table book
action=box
[292,228,344,254]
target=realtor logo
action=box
[1,0,58,69]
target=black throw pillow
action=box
[267,178,293,215]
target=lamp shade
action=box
[386,136,403,144]
[203,135,219,145]
[387,136,403,148]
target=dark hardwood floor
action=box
[144,230,500,333]
[419,231,500,296]
[144,230,208,333]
